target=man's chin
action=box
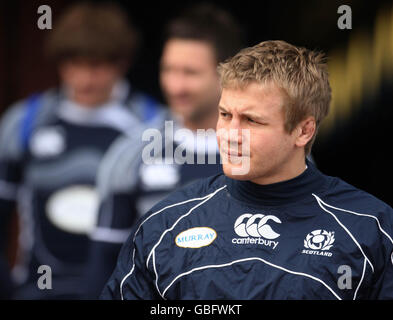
[222,163,251,181]
[171,103,194,116]
[73,94,110,107]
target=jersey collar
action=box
[226,159,330,207]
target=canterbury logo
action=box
[234,213,281,239]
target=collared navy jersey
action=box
[101,160,393,300]
[0,82,165,299]
[85,123,222,298]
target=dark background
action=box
[1,0,381,106]
[1,0,392,209]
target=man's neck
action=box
[251,155,307,186]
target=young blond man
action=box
[101,40,393,300]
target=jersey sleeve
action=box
[0,102,27,299]
[84,193,139,299]
[0,102,26,208]
[99,216,161,300]
[0,92,59,203]
[371,206,393,299]
[373,250,393,299]
[85,134,146,298]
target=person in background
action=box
[0,2,163,299]
[0,198,13,298]
[85,3,245,298]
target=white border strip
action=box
[162,257,342,300]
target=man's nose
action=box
[217,123,243,149]
[166,72,188,95]
[227,119,243,145]
[77,68,96,86]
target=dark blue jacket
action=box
[101,161,393,300]
[0,85,163,299]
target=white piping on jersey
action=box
[162,257,342,300]
[145,186,227,268]
[0,179,18,200]
[119,185,227,300]
[353,258,367,300]
[147,185,227,299]
[90,227,132,244]
[312,194,393,245]
[313,194,375,272]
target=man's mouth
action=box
[227,150,242,157]
[220,148,246,163]
[169,95,193,108]
[220,146,243,156]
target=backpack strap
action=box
[142,95,161,123]
[20,94,42,150]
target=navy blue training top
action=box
[101,160,393,300]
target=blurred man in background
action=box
[0,2,163,299]
[85,3,245,298]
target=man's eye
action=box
[247,117,257,123]
[220,112,229,118]
[160,65,171,73]
[184,69,199,76]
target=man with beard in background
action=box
[85,3,244,298]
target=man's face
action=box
[216,82,301,185]
[59,58,123,106]
[160,39,221,123]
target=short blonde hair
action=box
[218,40,331,155]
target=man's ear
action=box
[295,116,316,148]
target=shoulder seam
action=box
[313,193,377,272]
[312,193,393,245]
